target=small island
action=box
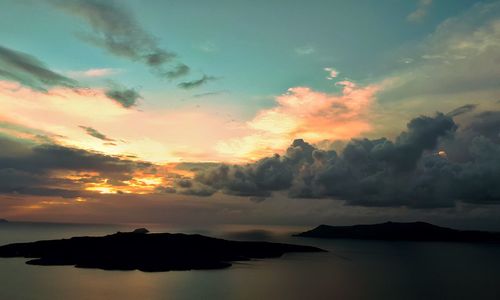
[0,219,8,223]
[295,221,500,243]
[0,230,325,272]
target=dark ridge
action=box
[294,221,500,243]
[0,230,325,272]
[0,219,8,223]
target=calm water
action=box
[1,222,500,300]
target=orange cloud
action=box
[1,79,380,163]
[216,81,380,160]
[0,80,247,162]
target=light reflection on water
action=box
[1,222,500,300]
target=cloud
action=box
[193,153,293,197]
[407,0,432,23]
[67,68,119,78]
[216,81,380,159]
[104,85,142,108]
[294,45,315,55]
[0,134,152,198]
[0,45,143,111]
[199,41,218,53]
[385,2,500,102]
[324,67,338,79]
[0,80,252,163]
[162,64,190,79]
[79,126,115,142]
[178,74,217,89]
[48,0,188,79]
[187,110,500,208]
[447,104,477,117]
[0,45,78,91]
[192,90,227,98]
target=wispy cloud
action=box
[0,45,77,91]
[407,0,433,23]
[161,64,190,79]
[192,90,227,98]
[447,104,477,117]
[79,125,115,142]
[0,80,249,163]
[67,68,119,78]
[385,2,500,103]
[199,41,218,53]
[48,0,189,79]
[0,45,145,112]
[294,45,315,55]
[178,75,217,89]
[104,84,142,108]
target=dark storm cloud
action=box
[48,0,188,79]
[188,111,500,208]
[79,126,115,142]
[178,75,217,89]
[443,110,500,162]
[0,139,148,175]
[463,111,500,142]
[104,86,141,108]
[0,45,78,91]
[0,135,151,197]
[194,153,294,197]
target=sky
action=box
[1,0,500,229]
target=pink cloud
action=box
[216,81,380,159]
[324,67,339,79]
[67,68,119,78]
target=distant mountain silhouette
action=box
[295,221,500,243]
[0,230,325,272]
[0,219,8,223]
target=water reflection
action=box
[1,222,500,300]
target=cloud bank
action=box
[0,134,151,198]
[180,109,500,209]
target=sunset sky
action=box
[1,0,500,228]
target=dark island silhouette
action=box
[295,221,500,243]
[0,219,8,223]
[0,230,325,272]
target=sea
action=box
[1,221,500,300]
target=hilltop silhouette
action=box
[295,221,500,243]
[0,230,325,272]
